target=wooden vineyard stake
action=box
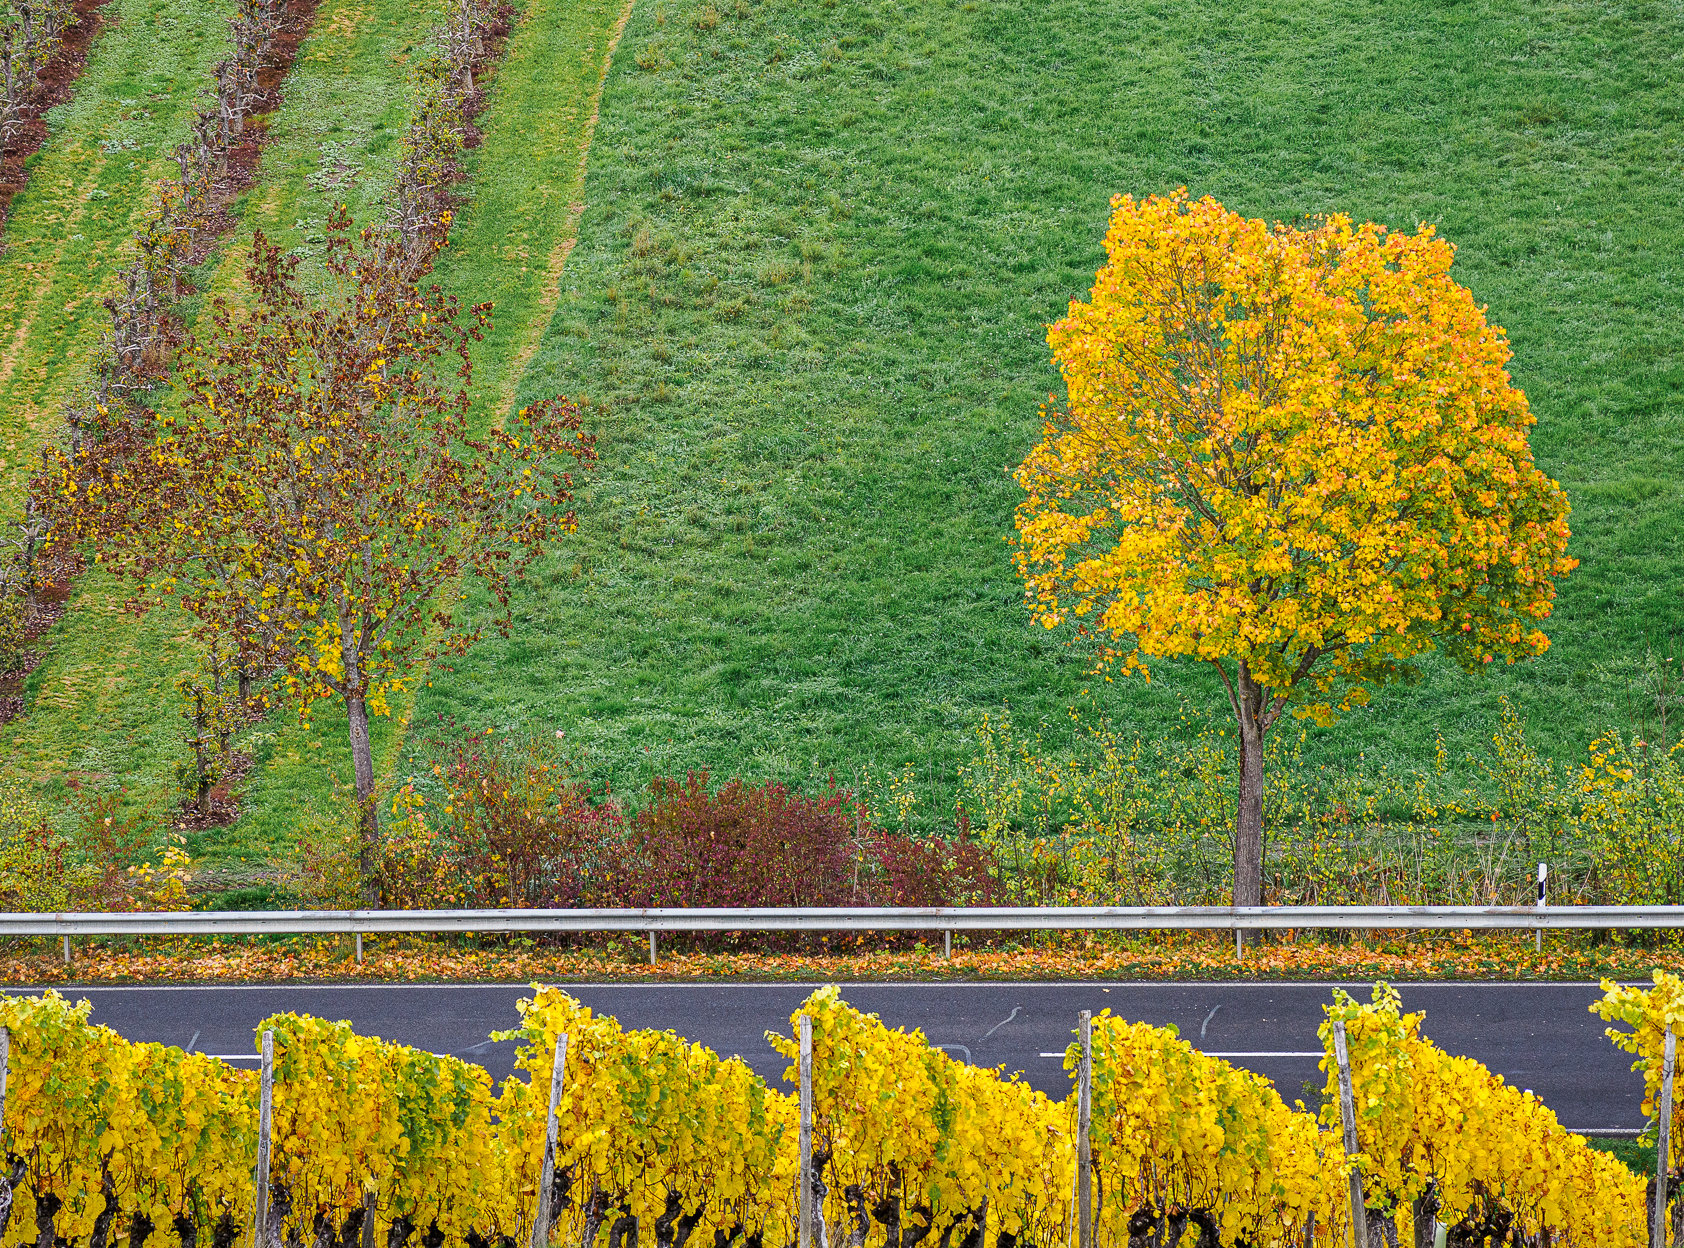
[0,1026,9,1149]
[799,1014,813,1248]
[1077,1011,1092,1248]
[532,1032,570,1248]
[253,1029,274,1248]
[1655,1025,1676,1248]
[1333,1021,1367,1248]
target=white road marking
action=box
[1200,1006,1220,1038]
[1205,1051,1323,1058]
[981,1006,1021,1039]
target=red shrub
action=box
[403,731,1003,938]
[868,831,998,907]
[431,734,625,908]
[623,772,862,908]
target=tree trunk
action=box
[1232,661,1266,908]
[347,694,379,905]
[193,735,212,814]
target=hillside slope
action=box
[0,0,639,845]
[0,0,421,808]
[399,0,1684,819]
[227,0,641,852]
[6,0,1681,856]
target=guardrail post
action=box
[354,933,363,964]
[1334,1020,1367,1248]
[253,1029,274,1248]
[531,1032,569,1248]
[649,932,657,966]
[61,935,70,966]
[1655,1024,1676,1248]
[798,1014,813,1248]
[1076,1011,1092,1248]
[1236,928,1244,961]
[944,930,951,959]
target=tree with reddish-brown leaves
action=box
[40,209,596,900]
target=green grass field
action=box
[3,0,1682,860]
[0,0,259,815]
[400,0,1684,824]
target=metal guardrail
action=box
[6,903,1684,964]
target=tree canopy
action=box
[43,213,596,896]
[1014,190,1576,904]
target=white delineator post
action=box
[253,1029,274,1248]
[798,1015,813,1248]
[1333,1021,1366,1248]
[1536,863,1548,954]
[531,1032,570,1248]
[1076,1011,1092,1248]
[1655,1025,1677,1248]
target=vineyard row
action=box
[1,977,1680,1248]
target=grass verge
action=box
[1589,1135,1654,1178]
[6,930,1684,986]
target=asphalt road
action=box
[12,981,1641,1135]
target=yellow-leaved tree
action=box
[1013,191,1576,906]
